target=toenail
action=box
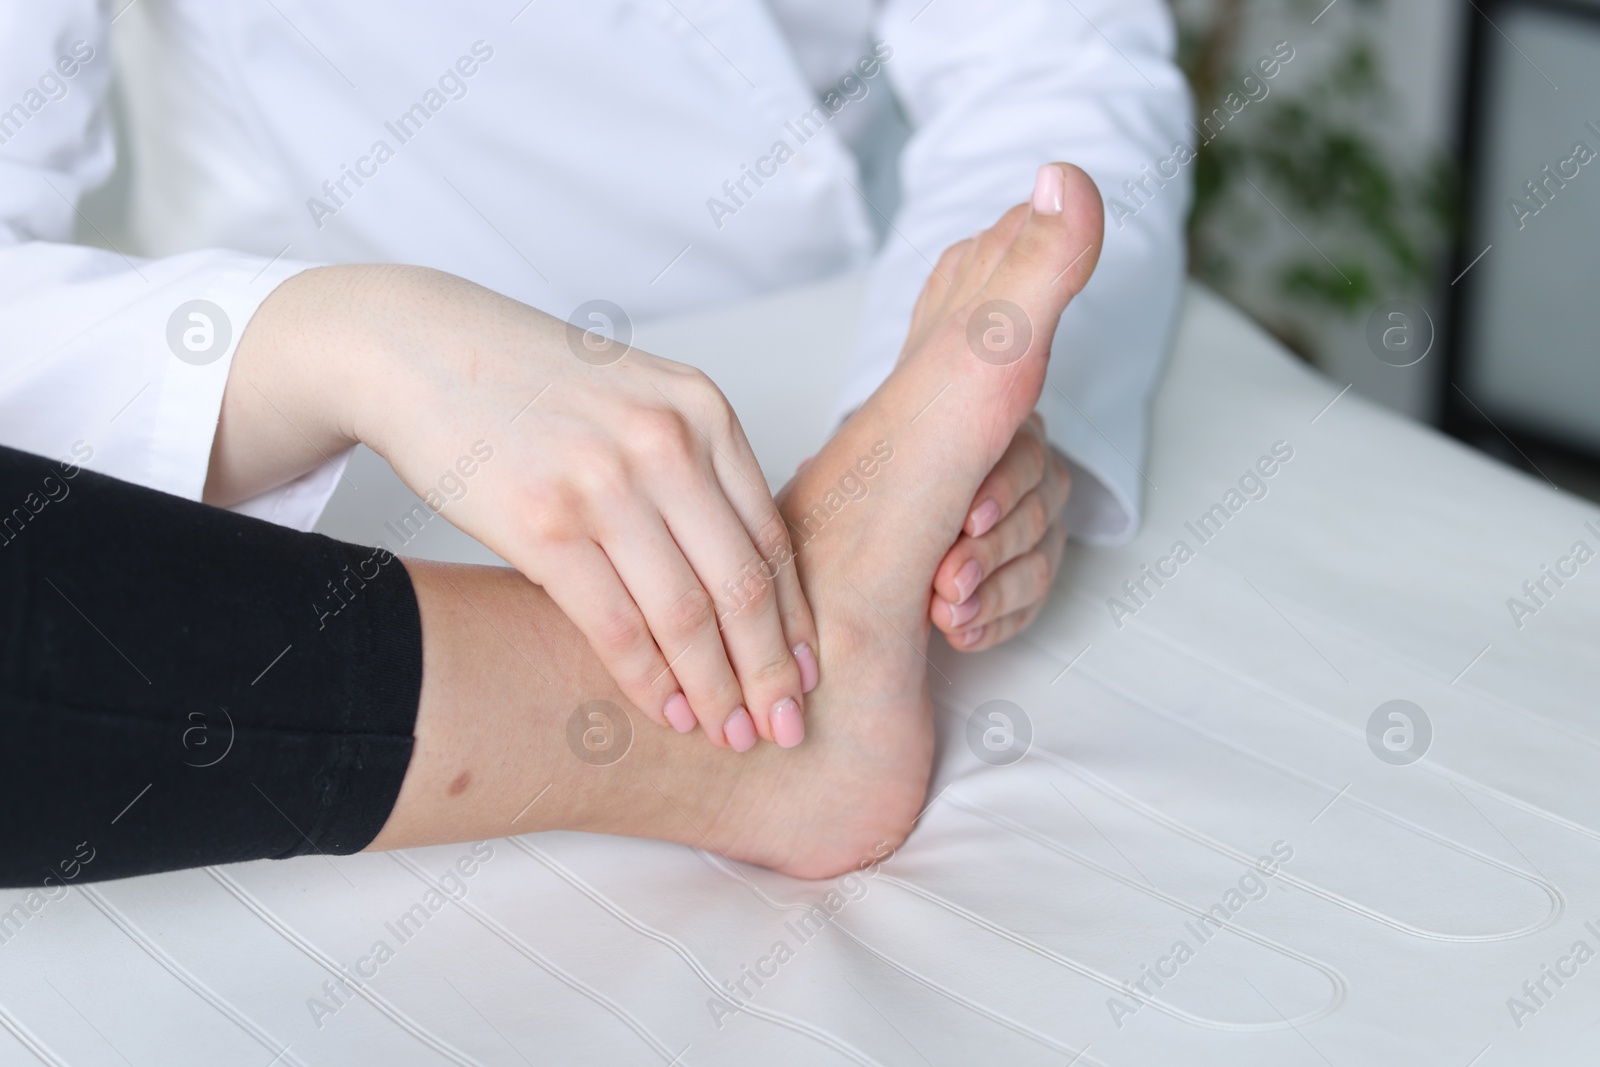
[948,596,980,628]
[723,707,757,752]
[794,642,819,693]
[954,558,983,603]
[1032,164,1064,215]
[969,499,1001,537]
[663,692,697,733]
[957,626,985,648]
[771,698,805,749]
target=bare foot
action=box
[370,165,1104,878]
[731,163,1104,873]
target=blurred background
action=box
[1167,0,1600,501]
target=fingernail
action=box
[953,558,983,603]
[794,643,819,693]
[1032,164,1064,216]
[969,498,1001,537]
[724,707,757,752]
[948,595,980,628]
[771,698,805,749]
[663,692,697,734]
[957,625,986,648]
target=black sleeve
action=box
[0,444,421,888]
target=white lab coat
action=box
[0,0,1190,542]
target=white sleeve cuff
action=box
[0,244,337,532]
[1040,402,1142,546]
[197,255,349,533]
[226,445,353,532]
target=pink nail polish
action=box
[958,625,985,648]
[724,707,757,752]
[953,558,983,603]
[663,693,697,734]
[1032,164,1064,215]
[794,642,819,693]
[969,498,1001,537]
[771,698,805,749]
[948,596,980,628]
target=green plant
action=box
[1172,0,1456,361]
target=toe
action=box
[982,163,1104,329]
[966,203,1031,286]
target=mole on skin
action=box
[447,770,471,797]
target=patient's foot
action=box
[372,165,1103,878]
[716,163,1103,873]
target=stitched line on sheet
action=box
[1024,730,1563,943]
[872,869,1316,1035]
[204,866,485,1066]
[0,996,67,1067]
[386,850,680,1064]
[757,748,1345,1034]
[1025,596,1571,933]
[944,793,1348,1031]
[1063,581,1600,845]
[1198,565,1600,754]
[508,837,886,1067]
[1122,608,1600,843]
[693,848,1105,1064]
[75,884,309,1067]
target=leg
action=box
[368,165,1104,877]
[367,560,915,877]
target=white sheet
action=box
[4,278,1597,1066]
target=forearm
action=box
[202,263,547,507]
[203,264,365,507]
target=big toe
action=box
[980,163,1105,340]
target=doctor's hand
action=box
[929,413,1070,652]
[207,265,818,751]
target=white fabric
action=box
[5,277,1596,1064]
[0,0,1188,542]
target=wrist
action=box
[330,264,552,463]
[206,265,382,505]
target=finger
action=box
[931,423,1043,609]
[961,414,1046,538]
[714,413,820,696]
[600,500,759,749]
[638,398,808,748]
[933,450,1069,610]
[628,379,810,749]
[538,541,684,730]
[660,470,808,751]
[936,520,1066,637]
[692,391,817,745]
[752,502,820,702]
[947,600,1046,654]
